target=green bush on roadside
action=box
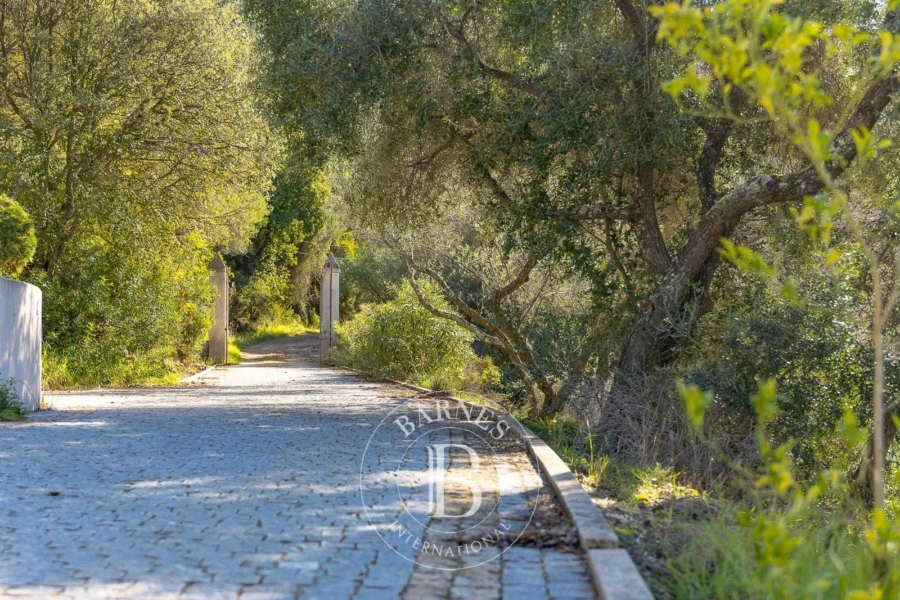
[658,381,900,599]
[0,377,26,421]
[43,345,182,389]
[332,280,477,388]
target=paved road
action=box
[0,337,595,599]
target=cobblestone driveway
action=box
[0,337,595,599]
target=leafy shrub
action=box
[0,195,36,278]
[43,345,182,389]
[0,377,26,421]
[665,380,900,599]
[230,262,293,330]
[37,240,215,388]
[332,280,476,387]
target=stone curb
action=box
[497,414,619,549]
[588,549,655,600]
[339,370,654,600]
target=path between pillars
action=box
[0,335,596,600]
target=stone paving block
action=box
[238,583,298,600]
[259,567,316,585]
[502,587,551,600]
[354,586,402,600]
[179,582,241,599]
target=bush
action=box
[230,262,293,331]
[332,280,476,387]
[663,509,900,599]
[660,381,900,600]
[43,345,182,389]
[0,377,26,421]
[0,195,36,278]
[36,239,215,388]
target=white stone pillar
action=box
[320,254,340,362]
[0,277,41,411]
[207,254,229,365]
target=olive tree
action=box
[246,0,900,444]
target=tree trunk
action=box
[615,262,716,386]
[854,410,897,508]
[611,73,899,395]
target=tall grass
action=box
[231,320,312,351]
[227,339,242,364]
[43,346,182,389]
[662,509,899,599]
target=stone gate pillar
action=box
[320,254,340,362]
[0,277,41,411]
[207,254,229,365]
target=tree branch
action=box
[477,63,543,97]
[604,218,636,298]
[406,136,455,167]
[442,12,544,98]
[676,73,900,285]
[696,87,745,213]
[548,203,631,221]
[614,0,658,50]
[491,255,536,304]
[633,163,672,275]
[405,266,504,347]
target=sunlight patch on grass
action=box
[227,339,242,364]
[232,321,313,351]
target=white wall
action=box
[0,277,41,411]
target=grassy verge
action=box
[228,339,242,364]
[231,321,313,351]
[226,320,314,364]
[524,415,900,599]
[43,347,185,389]
[523,416,714,597]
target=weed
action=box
[0,377,26,421]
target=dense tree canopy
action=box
[245,0,900,477]
[0,194,35,277]
[0,0,280,382]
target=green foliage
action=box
[0,378,26,421]
[339,244,407,315]
[665,512,900,599]
[332,281,476,388]
[38,240,215,387]
[230,166,328,331]
[0,195,36,278]
[668,378,900,599]
[679,382,714,430]
[0,0,280,386]
[227,339,243,365]
[43,346,183,390]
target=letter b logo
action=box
[426,444,482,518]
